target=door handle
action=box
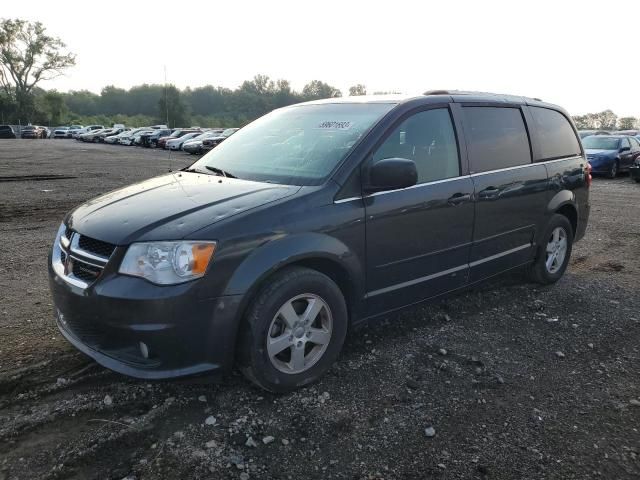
[447,193,471,205]
[479,186,500,199]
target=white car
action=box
[66,125,83,138]
[52,127,69,139]
[121,129,153,146]
[166,132,202,151]
[73,125,103,139]
[104,129,132,144]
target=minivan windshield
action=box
[582,137,621,150]
[192,103,395,185]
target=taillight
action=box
[586,162,592,188]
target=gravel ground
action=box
[1,139,639,480]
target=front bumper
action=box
[48,252,242,379]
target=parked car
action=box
[65,125,83,138]
[74,125,104,139]
[615,130,639,136]
[80,129,109,142]
[166,132,203,151]
[201,128,238,152]
[578,130,610,139]
[49,92,590,392]
[116,128,149,146]
[157,129,201,149]
[96,128,126,142]
[132,129,155,146]
[0,125,16,139]
[138,129,173,148]
[584,135,640,178]
[630,156,640,183]
[52,127,70,139]
[104,130,132,145]
[21,125,47,139]
[182,130,225,154]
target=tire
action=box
[528,214,573,285]
[238,267,348,393]
[607,160,618,179]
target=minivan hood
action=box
[66,172,300,244]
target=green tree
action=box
[0,19,75,123]
[40,90,67,125]
[591,110,617,130]
[572,115,592,129]
[158,85,189,128]
[99,85,128,115]
[348,84,367,96]
[302,80,342,100]
[618,117,637,130]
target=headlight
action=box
[119,241,216,285]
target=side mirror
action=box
[366,157,418,193]
[620,146,631,153]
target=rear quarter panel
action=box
[543,156,590,241]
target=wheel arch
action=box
[222,233,365,357]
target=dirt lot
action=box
[1,139,639,480]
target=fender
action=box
[222,231,365,306]
[547,189,576,214]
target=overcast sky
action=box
[4,0,640,116]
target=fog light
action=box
[139,341,149,359]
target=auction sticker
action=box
[317,121,353,130]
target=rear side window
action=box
[463,107,531,172]
[530,107,581,160]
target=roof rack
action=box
[423,89,542,102]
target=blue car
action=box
[583,135,640,178]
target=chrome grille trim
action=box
[69,234,111,264]
[52,226,113,290]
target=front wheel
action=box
[528,214,573,285]
[607,161,618,179]
[238,267,348,393]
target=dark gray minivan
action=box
[49,91,590,392]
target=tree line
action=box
[1,18,376,128]
[572,110,638,131]
[4,19,639,131]
[1,75,372,128]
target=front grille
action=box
[57,229,115,287]
[78,235,116,258]
[72,260,102,282]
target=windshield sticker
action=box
[317,121,353,130]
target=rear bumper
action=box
[630,165,640,181]
[49,254,243,379]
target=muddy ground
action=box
[1,139,639,480]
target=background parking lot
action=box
[1,140,639,479]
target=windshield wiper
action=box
[205,166,237,178]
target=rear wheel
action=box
[528,214,573,284]
[238,267,348,393]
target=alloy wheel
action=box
[266,294,333,374]
[545,227,568,274]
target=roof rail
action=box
[423,89,542,102]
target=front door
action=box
[363,106,474,316]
